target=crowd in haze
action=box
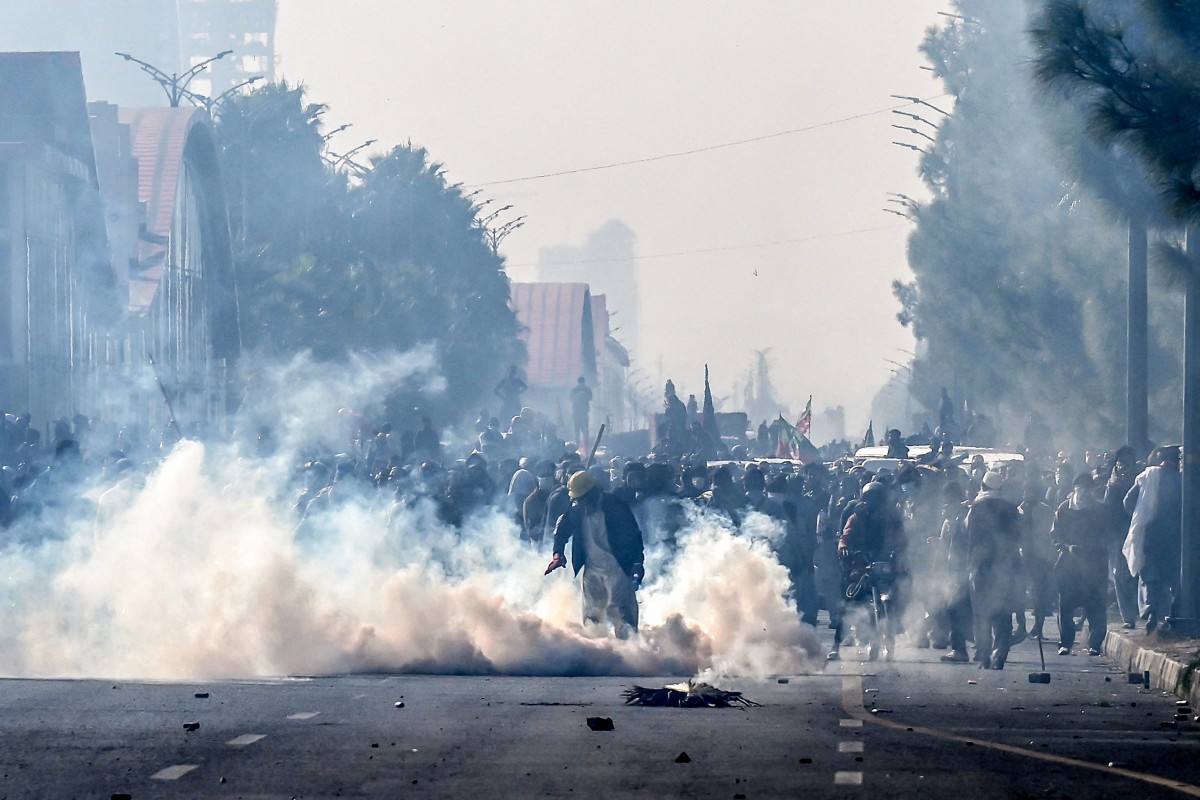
[0,376,1183,666]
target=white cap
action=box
[981,471,1005,490]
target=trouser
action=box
[947,584,973,654]
[581,564,638,636]
[1059,585,1107,651]
[1026,555,1055,623]
[1138,573,1177,626]
[971,576,1012,666]
[972,605,1012,666]
[816,537,845,626]
[1109,541,1138,624]
[795,568,820,627]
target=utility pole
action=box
[1127,216,1149,454]
[1181,226,1200,630]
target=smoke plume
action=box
[0,350,821,681]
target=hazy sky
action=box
[275,2,948,432]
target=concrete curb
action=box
[1103,628,1200,709]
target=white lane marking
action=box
[287,711,320,720]
[839,718,863,728]
[838,741,865,753]
[227,734,266,747]
[835,770,864,786]
[151,764,199,780]
[353,693,367,700]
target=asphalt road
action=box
[1,623,1197,799]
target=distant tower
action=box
[537,219,639,357]
[176,0,277,98]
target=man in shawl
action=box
[1123,446,1183,634]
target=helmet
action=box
[860,481,887,501]
[568,470,598,500]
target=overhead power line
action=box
[505,223,908,269]
[472,94,950,187]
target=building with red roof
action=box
[510,282,632,433]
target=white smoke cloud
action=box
[0,350,823,681]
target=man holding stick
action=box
[544,465,645,638]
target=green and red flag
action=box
[773,414,821,464]
[796,395,812,436]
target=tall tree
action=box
[894,0,1181,451]
[213,84,524,423]
[1030,0,1200,627]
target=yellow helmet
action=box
[567,469,597,499]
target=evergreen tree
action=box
[213,83,524,423]
[895,0,1181,448]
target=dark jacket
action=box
[965,493,1021,578]
[965,492,1022,610]
[1051,501,1109,594]
[542,484,572,543]
[553,492,644,577]
[839,502,905,561]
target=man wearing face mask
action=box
[522,460,557,545]
[542,454,582,543]
[545,470,645,637]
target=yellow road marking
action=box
[839,670,1200,797]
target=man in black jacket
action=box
[966,471,1022,669]
[1055,473,1111,654]
[545,470,645,638]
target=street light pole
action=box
[116,49,234,107]
[1128,216,1149,455]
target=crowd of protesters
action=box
[0,377,1185,661]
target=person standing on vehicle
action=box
[569,377,593,447]
[662,380,688,442]
[885,428,910,460]
[545,470,645,638]
[965,471,1022,669]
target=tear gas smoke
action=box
[0,350,820,681]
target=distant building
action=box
[0,52,239,433]
[536,219,640,358]
[178,0,278,99]
[0,0,277,106]
[0,53,117,423]
[509,282,632,433]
